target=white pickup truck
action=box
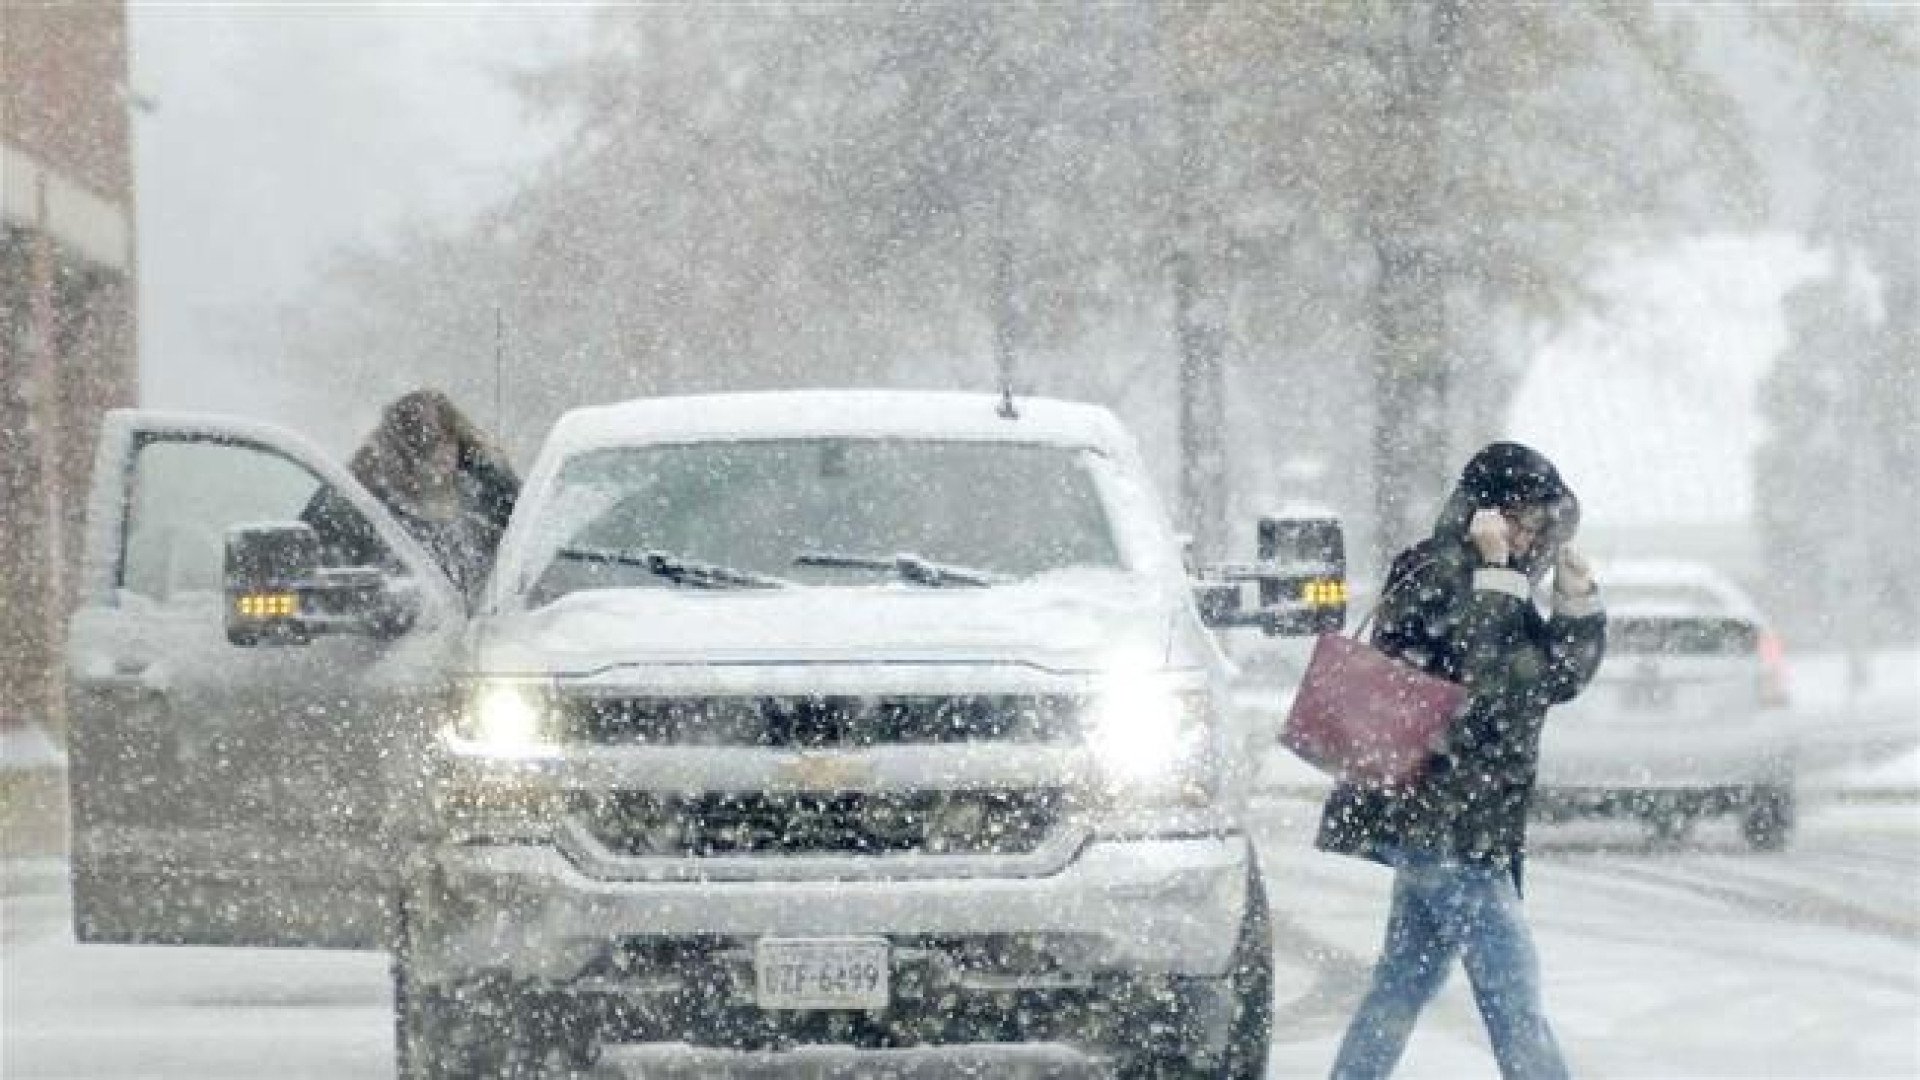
[65,390,1344,1078]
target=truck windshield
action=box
[521,439,1123,602]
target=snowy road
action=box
[5,796,1916,1079]
[1252,794,1920,1079]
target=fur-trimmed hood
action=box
[1430,442,1579,578]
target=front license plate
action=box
[755,937,890,1010]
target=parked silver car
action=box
[1534,559,1796,848]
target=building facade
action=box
[1,3,138,735]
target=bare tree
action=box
[272,1,1765,566]
[1756,8,1919,648]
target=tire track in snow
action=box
[1264,909,1374,1042]
[1535,855,1920,995]
[1551,852,1920,944]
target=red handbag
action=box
[1281,567,1468,785]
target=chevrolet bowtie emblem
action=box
[775,752,873,790]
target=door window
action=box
[120,438,383,601]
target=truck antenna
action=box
[992,239,1019,419]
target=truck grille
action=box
[572,789,1068,857]
[557,694,1082,746]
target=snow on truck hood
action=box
[471,571,1195,679]
[545,390,1136,456]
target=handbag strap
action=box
[1351,556,1438,640]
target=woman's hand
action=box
[1469,508,1512,566]
[1554,544,1595,596]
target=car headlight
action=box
[449,679,559,757]
[1083,671,1217,806]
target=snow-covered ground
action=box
[2,647,1911,1077]
[1255,796,1920,1079]
[4,797,1916,1079]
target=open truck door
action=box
[65,410,466,948]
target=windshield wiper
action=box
[557,546,791,589]
[795,551,1002,588]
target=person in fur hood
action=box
[1321,442,1607,1080]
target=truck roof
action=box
[549,390,1132,454]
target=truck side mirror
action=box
[226,523,321,646]
[1192,512,1347,636]
[224,523,413,646]
[1256,513,1347,635]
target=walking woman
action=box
[1320,442,1607,1080]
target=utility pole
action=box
[28,171,67,733]
[1365,0,1461,568]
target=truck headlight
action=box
[450,679,558,757]
[1083,672,1217,805]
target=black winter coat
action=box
[300,454,519,604]
[1315,444,1607,882]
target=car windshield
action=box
[519,439,1121,602]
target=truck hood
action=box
[473,570,1199,677]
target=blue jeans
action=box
[1330,852,1568,1080]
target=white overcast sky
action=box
[129,5,588,415]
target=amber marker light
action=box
[235,592,299,618]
